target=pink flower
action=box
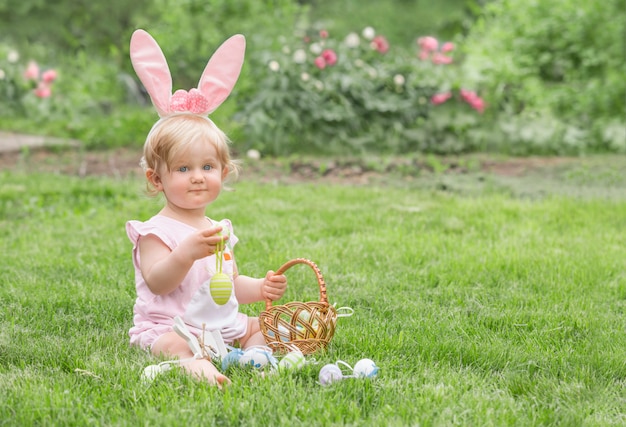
[33,82,51,98]
[417,36,438,53]
[432,52,453,65]
[314,56,326,69]
[319,30,329,39]
[371,35,389,54]
[431,92,453,105]
[441,42,455,53]
[41,69,57,83]
[460,89,486,113]
[321,49,337,66]
[418,50,430,60]
[23,61,39,80]
[460,89,478,103]
[469,98,485,113]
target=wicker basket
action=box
[259,258,338,355]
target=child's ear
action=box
[146,168,163,190]
[221,166,229,181]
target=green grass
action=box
[1,162,626,426]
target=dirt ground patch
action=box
[0,144,582,185]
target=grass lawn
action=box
[1,155,626,426]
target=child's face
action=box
[152,140,227,211]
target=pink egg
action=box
[319,364,343,385]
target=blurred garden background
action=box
[2,2,626,425]
[1,0,624,159]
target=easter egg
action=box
[297,311,319,337]
[142,364,163,381]
[278,350,305,371]
[142,363,171,382]
[239,347,277,369]
[353,358,378,378]
[266,325,291,343]
[319,363,343,386]
[221,348,244,371]
[209,272,232,305]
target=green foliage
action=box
[461,0,626,122]
[0,0,150,55]
[237,28,485,155]
[131,0,306,95]
[307,0,472,45]
[0,0,308,151]
[0,43,60,118]
[0,0,624,156]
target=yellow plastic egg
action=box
[210,272,232,305]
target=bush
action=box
[0,0,306,149]
[307,0,471,46]
[454,0,626,155]
[0,44,60,119]
[461,0,626,122]
[0,0,150,55]
[130,0,305,98]
[236,27,486,156]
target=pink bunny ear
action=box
[130,29,173,117]
[197,34,246,114]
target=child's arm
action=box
[233,262,287,304]
[139,226,225,295]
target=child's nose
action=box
[191,169,205,181]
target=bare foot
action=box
[152,331,231,387]
[185,358,231,387]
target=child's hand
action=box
[177,226,228,262]
[261,270,287,301]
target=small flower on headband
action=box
[170,89,211,114]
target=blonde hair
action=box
[140,114,240,196]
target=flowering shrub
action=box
[0,45,58,117]
[458,0,625,154]
[237,27,485,155]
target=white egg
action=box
[353,358,378,378]
[239,347,277,369]
[143,365,161,381]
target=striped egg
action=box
[278,350,305,372]
[209,272,232,305]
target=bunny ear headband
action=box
[130,29,246,117]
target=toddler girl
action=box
[126,30,287,386]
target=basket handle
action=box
[265,258,328,311]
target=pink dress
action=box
[126,215,248,349]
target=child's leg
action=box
[239,317,268,349]
[151,331,230,386]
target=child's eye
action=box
[203,164,213,171]
[177,166,189,172]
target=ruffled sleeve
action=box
[126,219,177,251]
[126,218,182,270]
